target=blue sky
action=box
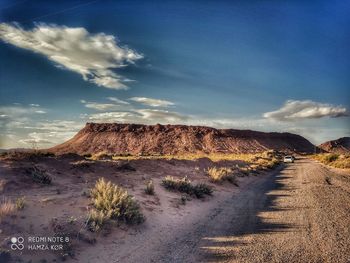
[0,0,349,148]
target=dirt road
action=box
[79,158,350,263]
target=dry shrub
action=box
[15,197,25,210]
[162,176,213,198]
[162,176,192,192]
[192,183,214,198]
[0,197,15,221]
[86,209,109,232]
[255,157,280,170]
[27,166,52,184]
[91,152,112,160]
[332,156,350,169]
[313,154,350,169]
[206,167,238,185]
[145,180,155,195]
[265,157,280,169]
[87,178,144,231]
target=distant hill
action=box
[319,137,350,154]
[49,123,315,155]
[0,148,33,153]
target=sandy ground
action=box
[0,155,254,262]
[78,157,350,263]
[1,156,349,262]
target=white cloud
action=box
[81,101,123,111]
[0,103,82,148]
[129,97,174,107]
[0,105,46,116]
[24,120,83,132]
[0,23,142,89]
[107,97,129,105]
[80,97,183,123]
[80,98,131,111]
[86,111,138,122]
[136,109,187,122]
[263,100,348,121]
[86,108,188,124]
[0,105,47,129]
[19,130,77,146]
[17,120,84,147]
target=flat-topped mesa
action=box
[49,123,315,155]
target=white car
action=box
[283,156,294,163]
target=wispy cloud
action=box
[107,97,130,105]
[19,133,53,145]
[0,103,83,148]
[80,100,127,111]
[81,97,183,123]
[24,120,83,132]
[0,23,142,89]
[85,111,139,123]
[86,108,187,124]
[263,100,348,121]
[129,97,175,107]
[81,96,175,112]
[0,105,46,117]
[136,109,187,122]
[18,120,83,147]
[0,104,47,129]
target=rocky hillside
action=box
[319,137,350,154]
[49,123,315,155]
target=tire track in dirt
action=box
[76,158,350,263]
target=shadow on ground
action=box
[198,167,300,261]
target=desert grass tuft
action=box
[0,197,16,221]
[312,153,350,169]
[28,166,52,184]
[86,209,109,232]
[162,176,213,198]
[145,180,155,195]
[15,197,25,210]
[87,178,144,231]
[206,167,238,186]
[91,152,113,160]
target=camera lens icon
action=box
[10,236,24,250]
